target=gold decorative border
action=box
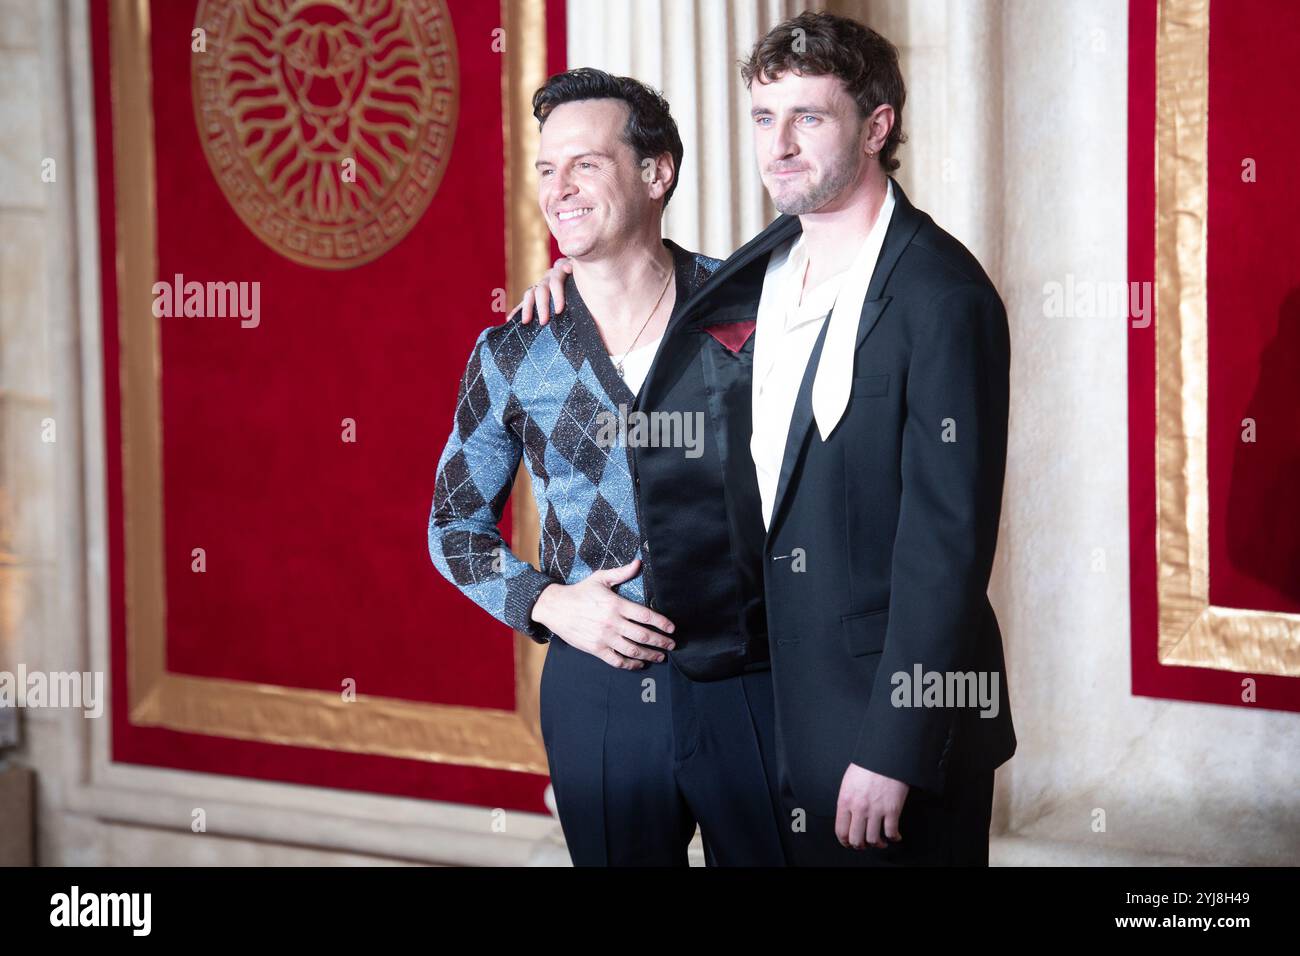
[112,0,553,771]
[1154,0,1300,676]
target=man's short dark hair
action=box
[532,67,684,207]
[740,11,907,173]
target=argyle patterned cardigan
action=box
[428,241,721,643]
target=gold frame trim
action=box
[1154,0,1300,676]
[111,0,554,771]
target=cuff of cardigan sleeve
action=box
[503,566,557,644]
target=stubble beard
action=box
[769,150,861,216]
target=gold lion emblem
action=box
[192,0,459,269]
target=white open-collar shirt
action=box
[750,180,896,529]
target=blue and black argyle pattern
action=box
[428,240,721,642]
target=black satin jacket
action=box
[632,230,785,681]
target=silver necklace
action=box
[613,267,674,378]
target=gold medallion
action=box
[192,0,459,269]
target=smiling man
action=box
[523,12,1017,866]
[428,69,789,866]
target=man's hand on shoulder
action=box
[530,558,676,669]
[835,763,910,850]
[516,257,574,326]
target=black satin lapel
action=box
[698,302,760,329]
[698,332,769,651]
[669,214,802,337]
[764,298,890,539]
[865,178,925,303]
[855,297,892,350]
[696,329,756,501]
[634,242,707,415]
[768,316,832,540]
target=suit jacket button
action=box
[642,540,650,552]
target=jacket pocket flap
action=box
[841,607,888,656]
[851,372,890,396]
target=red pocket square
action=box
[702,320,757,353]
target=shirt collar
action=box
[809,178,897,440]
[780,236,847,331]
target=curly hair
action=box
[740,11,907,173]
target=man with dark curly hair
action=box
[522,12,1017,867]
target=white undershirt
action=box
[617,333,663,395]
[751,181,895,528]
[750,240,847,528]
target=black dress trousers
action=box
[539,635,789,867]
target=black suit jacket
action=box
[634,178,1016,815]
